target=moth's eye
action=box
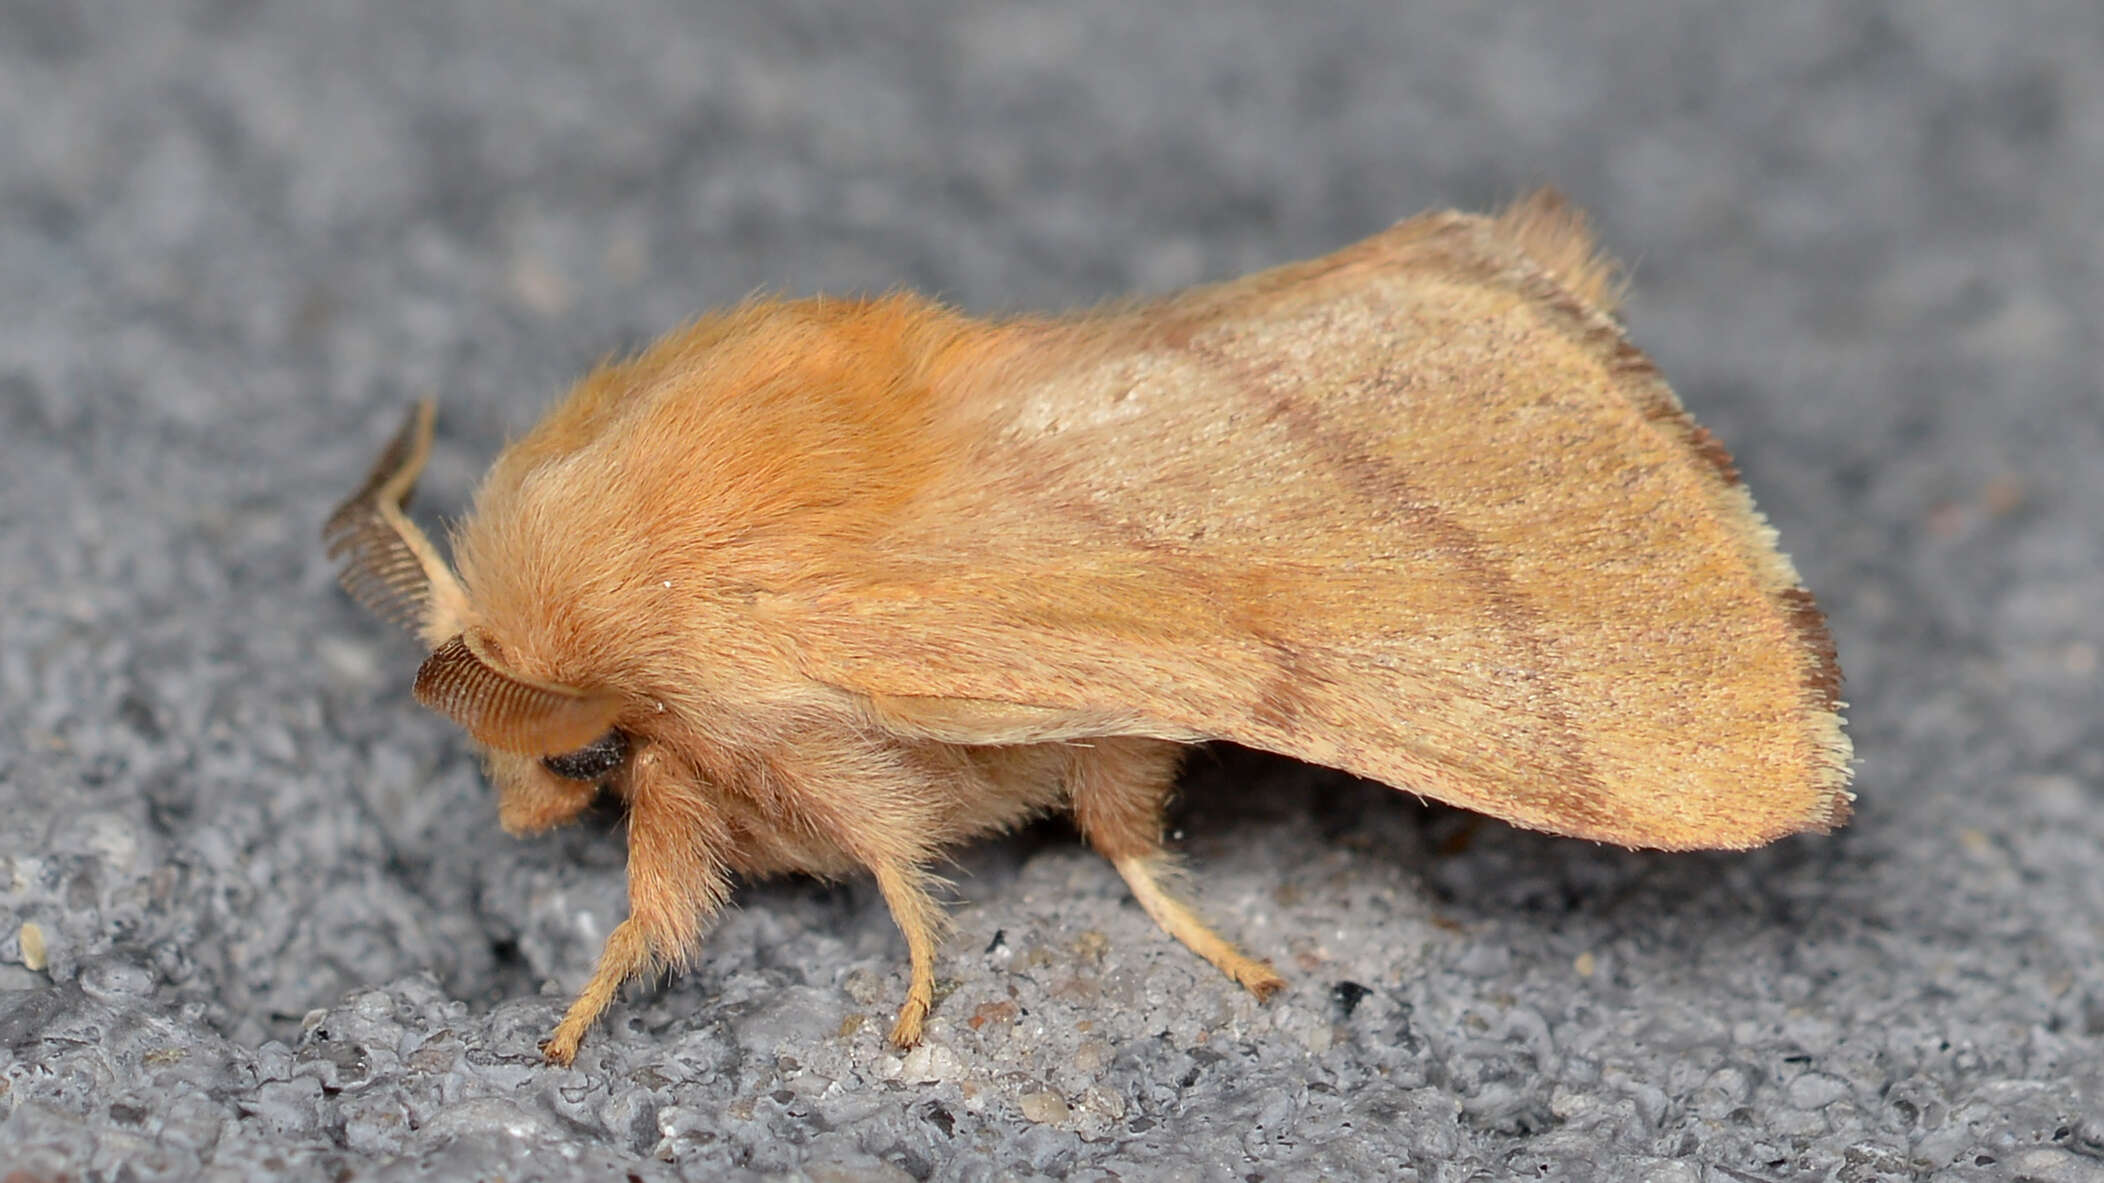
[540,728,630,782]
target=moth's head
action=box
[324,402,640,832]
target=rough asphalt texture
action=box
[3,3,2101,1180]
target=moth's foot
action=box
[1230,956,1288,1002]
[540,1025,585,1067]
[888,994,929,1048]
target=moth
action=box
[325,192,1850,1066]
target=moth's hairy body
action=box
[326,193,1850,1065]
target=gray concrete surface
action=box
[3,2,2101,1179]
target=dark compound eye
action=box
[540,728,630,782]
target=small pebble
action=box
[1018,1090,1070,1124]
[19,921,46,971]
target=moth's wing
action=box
[787,199,1851,851]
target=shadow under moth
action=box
[325,192,1850,1065]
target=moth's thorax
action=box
[438,294,1054,765]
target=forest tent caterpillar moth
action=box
[325,191,1851,1066]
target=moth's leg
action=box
[542,917,652,1066]
[1112,851,1285,998]
[871,861,947,1047]
[541,745,731,1066]
[1069,738,1287,999]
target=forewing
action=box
[785,205,1850,850]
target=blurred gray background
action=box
[3,2,2100,1180]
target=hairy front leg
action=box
[541,745,731,1066]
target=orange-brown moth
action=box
[325,192,1850,1066]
